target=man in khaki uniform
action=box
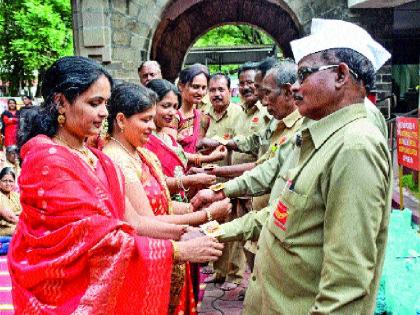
[192,18,392,314]
[204,73,247,287]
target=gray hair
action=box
[138,60,161,73]
[266,59,297,87]
[320,48,375,92]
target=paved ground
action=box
[198,270,249,315]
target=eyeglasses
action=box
[297,65,358,84]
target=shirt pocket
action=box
[267,184,308,244]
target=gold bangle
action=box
[170,240,181,262]
[205,209,213,222]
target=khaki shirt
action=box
[219,104,392,314]
[206,103,245,166]
[233,109,303,210]
[232,101,271,165]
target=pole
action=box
[398,165,404,210]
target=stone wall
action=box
[72,0,394,96]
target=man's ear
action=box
[282,83,293,98]
[335,63,352,87]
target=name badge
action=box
[273,199,288,231]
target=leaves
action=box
[0,0,73,95]
[194,24,275,47]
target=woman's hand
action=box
[184,173,216,189]
[208,145,227,161]
[177,236,224,263]
[0,207,18,224]
[204,198,232,221]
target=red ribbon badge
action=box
[273,200,288,231]
[252,117,259,123]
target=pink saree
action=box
[8,135,173,315]
[176,109,202,154]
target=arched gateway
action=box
[72,0,393,96]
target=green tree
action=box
[0,0,73,96]
[194,24,275,47]
[193,24,278,74]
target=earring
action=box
[120,126,125,133]
[57,114,66,126]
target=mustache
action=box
[293,94,303,101]
[212,96,223,101]
[242,89,253,95]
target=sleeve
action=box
[218,205,272,242]
[309,142,391,314]
[3,115,18,125]
[223,154,279,198]
[233,132,261,155]
[107,151,140,185]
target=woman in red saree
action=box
[145,79,226,201]
[1,99,20,147]
[103,82,231,315]
[8,56,224,314]
[175,64,212,154]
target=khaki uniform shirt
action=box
[219,104,392,314]
[232,101,271,165]
[233,109,303,210]
[205,103,245,166]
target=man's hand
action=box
[197,138,221,150]
[204,198,232,222]
[180,226,204,241]
[184,173,217,189]
[190,188,226,209]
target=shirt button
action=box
[256,245,259,250]
[252,276,256,281]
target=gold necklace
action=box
[55,135,96,168]
[110,137,142,164]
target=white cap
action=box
[290,18,391,71]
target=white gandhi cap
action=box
[290,18,391,71]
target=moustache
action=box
[242,89,253,95]
[212,96,223,101]
[293,94,303,101]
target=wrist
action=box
[205,208,213,222]
[171,240,181,263]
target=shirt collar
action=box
[306,103,367,149]
[283,109,302,128]
[207,104,230,122]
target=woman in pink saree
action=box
[8,56,223,314]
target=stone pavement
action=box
[198,271,249,315]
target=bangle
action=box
[171,240,181,262]
[194,154,202,166]
[205,209,213,222]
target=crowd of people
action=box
[0,18,394,314]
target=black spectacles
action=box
[297,65,358,84]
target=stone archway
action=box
[151,0,301,81]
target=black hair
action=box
[5,145,18,154]
[17,56,113,150]
[237,62,258,78]
[209,72,231,89]
[257,57,278,77]
[107,82,157,135]
[320,48,376,92]
[7,99,17,105]
[146,79,182,109]
[22,95,33,100]
[0,167,16,181]
[179,63,210,85]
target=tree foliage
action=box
[193,24,277,74]
[0,0,73,96]
[194,24,275,47]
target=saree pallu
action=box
[176,109,201,154]
[8,135,173,315]
[138,148,197,315]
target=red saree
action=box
[145,134,187,178]
[176,109,201,154]
[8,135,173,315]
[138,148,197,315]
[1,110,19,146]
